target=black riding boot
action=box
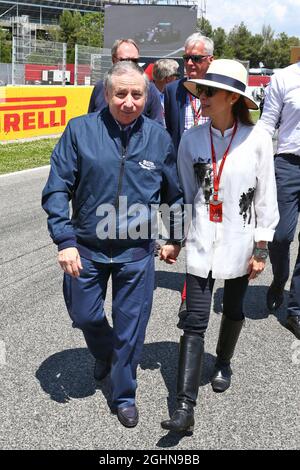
[211,315,244,393]
[161,334,204,433]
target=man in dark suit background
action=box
[164,33,214,150]
[88,38,163,125]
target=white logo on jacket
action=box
[139,160,156,170]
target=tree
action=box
[261,24,274,47]
[227,22,253,61]
[0,28,11,63]
[196,17,213,38]
[212,27,227,58]
[59,10,82,62]
[275,33,293,67]
[58,11,104,62]
[75,13,104,48]
[261,33,292,68]
[249,34,264,67]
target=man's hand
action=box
[58,247,83,277]
[247,256,266,281]
[160,244,181,264]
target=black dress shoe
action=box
[267,282,284,311]
[94,358,111,381]
[117,406,139,428]
[161,402,194,433]
[285,315,300,340]
[211,363,232,393]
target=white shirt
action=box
[178,122,279,279]
[184,95,209,131]
[159,91,166,127]
[257,62,300,156]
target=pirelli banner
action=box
[0,86,93,142]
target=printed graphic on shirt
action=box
[239,187,255,226]
[139,160,156,170]
[193,160,213,205]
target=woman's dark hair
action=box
[232,95,254,126]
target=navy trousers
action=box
[269,154,300,316]
[63,252,155,409]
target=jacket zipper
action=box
[112,133,130,262]
[111,142,127,262]
[115,144,127,209]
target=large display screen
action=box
[104,5,197,55]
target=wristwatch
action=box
[253,247,269,260]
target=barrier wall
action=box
[0,86,93,142]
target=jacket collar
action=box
[100,107,144,139]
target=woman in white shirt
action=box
[160,59,279,433]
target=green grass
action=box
[251,110,260,124]
[0,137,58,174]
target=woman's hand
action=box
[247,255,266,281]
[58,247,83,277]
[160,244,181,264]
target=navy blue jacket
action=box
[88,80,164,126]
[42,108,183,263]
[164,78,188,151]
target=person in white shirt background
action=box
[257,60,300,340]
[160,59,279,434]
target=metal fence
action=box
[0,63,25,85]
[75,44,111,85]
[11,38,67,85]
[0,37,183,86]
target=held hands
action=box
[247,255,266,281]
[58,247,83,277]
[160,244,181,264]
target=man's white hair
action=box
[104,61,149,97]
[184,33,214,55]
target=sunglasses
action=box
[196,84,219,97]
[117,58,139,64]
[183,54,209,63]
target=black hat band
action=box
[204,73,246,92]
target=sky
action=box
[202,0,300,37]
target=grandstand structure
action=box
[0,1,197,26]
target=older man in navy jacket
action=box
[42,61,183,428]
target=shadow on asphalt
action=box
[35,341,215,443]
[35,348,98,404]
[213,284,287,322]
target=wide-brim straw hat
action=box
[184,59,258,110]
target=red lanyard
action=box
[188,94,202,125]
[210,121,238,201]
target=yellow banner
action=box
[0,86,93,142]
